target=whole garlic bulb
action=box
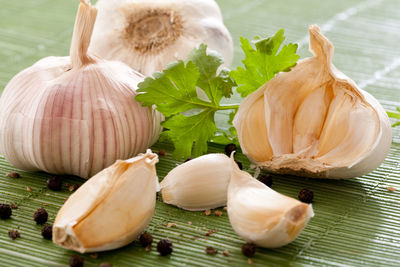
[233,25,392,178]
[53,150,159,253]
[89,0,233,76]
[227,156,314,248]
[160,153,231,211]
[0,0,162,178]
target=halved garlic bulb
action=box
[90,0,233,76]
[227,156,314,248]
[0,0,162,178]
[160,153,231,211]
[233,25,392,178]
[53,150,159,253]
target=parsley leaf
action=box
[161,110,217,158]
[135,61,206,117]
[136,44,237,159]
[387,107,400,127]
[230,29,300,97]
[188,47,234,103]
[211,110,239,146]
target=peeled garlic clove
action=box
[90,0,233,76]
[160,153,231,211]
[234,25,392,178]
[227,156,314,248]
[53,150,158,253]
[0,0,162,178]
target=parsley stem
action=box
[218,104,239,110]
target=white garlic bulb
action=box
[90,0,233,76]
[53,149,159,253]
[227,156,314,248]
[233,25,392,178]
[0,0,162,178]
[160,153,231,211]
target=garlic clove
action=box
[90,0,233,76]
[240,96,274,163]
[53,149,159,253]
[0,0,162,178]
[227,156,314,248]
[160,153,231,211]
[233,25,392,178]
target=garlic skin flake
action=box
[160,153,231,211]
[90,0,233,76]
[53,149,159,253]
[234,25,392,178]
[227,157,314,248]
[0,0,162,178]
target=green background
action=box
[1,0,400,266]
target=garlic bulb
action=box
[53,149,159,253]
[233,25,392,178]
[227,156,314,248]
[0,0,162,178]
[90,0,233,76]
[160,153,231,211]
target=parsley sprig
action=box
[136,30,299,159]
[136,45,237,159]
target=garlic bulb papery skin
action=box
[90,0,233,76]
[227,156,314,248]
[53,149,159,253]
[0,0,162,178]
[233,25,392,179]
[160,153,232,211]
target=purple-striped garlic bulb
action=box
[0,0,162,178]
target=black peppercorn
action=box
[7,172,20,178]
[241,242,256,258]
[46,176,62,191]
[99,263,113,267]
[157,239,173,256]
[139,232,153,247]
[298,188,314,203]
[8,229,20,240]
[69,255,84,267]
[235,160,243,170]
[0,204,12,219]
[33,208,48,224]
[224,143,236,156]
[205,246,218,254]
[258,174,273,187]
[41,224,53,240]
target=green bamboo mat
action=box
[1,0,400,266]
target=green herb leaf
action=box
[387,108,400,127]
[211,126,239,146]
[231,29,300,97]
[136,44,236,159]
[135,61,207,117]
[188,45,234,104]
[161,110,217,158]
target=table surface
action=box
[0,0,399,266]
